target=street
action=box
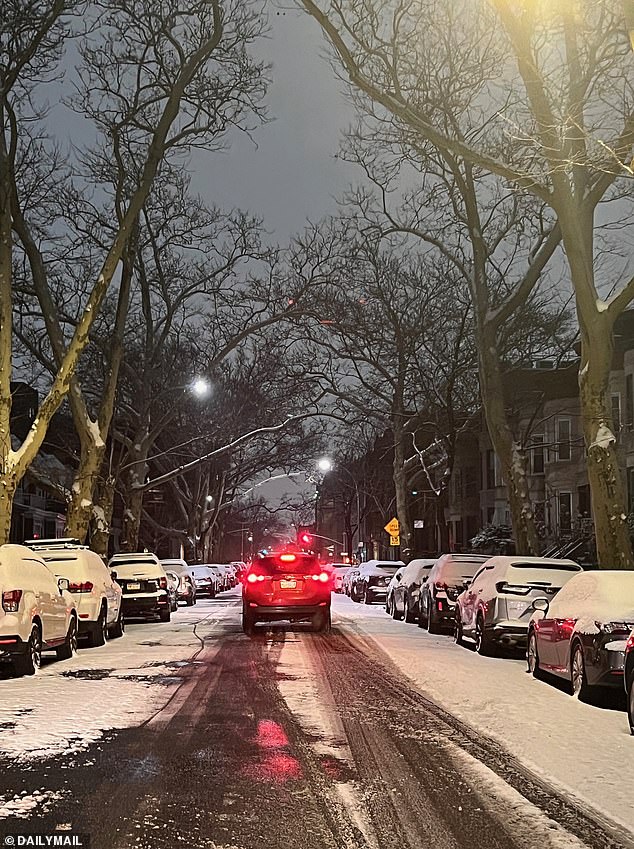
[1,591,633,849]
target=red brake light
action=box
[159,577,168,590]
[2,589,23,612]
[626,632,634,653]
[435,581,448,591]
[68,581,94,593]
[311,572,330,583]
[280,554,296,562]
[247,573,258,583]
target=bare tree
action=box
[299,0,634,567]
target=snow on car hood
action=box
[534,570,634,636]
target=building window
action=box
[558,491,572,533]
[611,393,622,434]
[557,418,571,461]
[485,450,496,490]
[531,435,545,474]
[627,374,634,431]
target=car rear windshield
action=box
[510,562,580,572]
[257,554,321,574]
[442,560,486,582]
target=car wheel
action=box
[87,605,108,648]
[391,596,403,620]
[571,642,590,699]
[427,603,442,634]
[454,614,464,647]
[627,679,634,736]
[404,596,416,624]
[186,595,194,607]
[109,608,125,639]
[242,608,256,635]
[56,617,78,661]
[313,608,331,633]
[159,608,171,623]
[363,590,373,604]
[475,613,494,656]
[418,596,429,629]
[13,624,42,677]
[527,630,540,677]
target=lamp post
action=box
[317,458,361,560]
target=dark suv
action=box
[242,551,332,634]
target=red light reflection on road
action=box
[242,719,303,783]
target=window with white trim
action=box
[556,418,571,461]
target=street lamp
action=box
[191,377,211,398]
[317,458,361,558]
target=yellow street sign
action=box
[384,517,400,536]
[390,535,400,546]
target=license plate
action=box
[280,580,297,589]
[126,582,141,591]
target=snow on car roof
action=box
[546,570,634,630]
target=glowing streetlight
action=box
[317,457,333,473]
[191,377,210,397]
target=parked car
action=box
[0,544,78,676]
[190,565,218,597]
[351,560,405,604]
[391,558,436,622]
[164,571,180,612]
[160,559,196,606]
[329,563,351,593]
[27,538,124,646]
[231,561,247,582]
[213,564,234,590]
[455,556,582,655]
[242,550,332,633]
[108,552,171,622]
[527,570,634,699]
[385,566,406,615]
[343,567,359,596]
[419,554,489,633]
[626,629,634,734]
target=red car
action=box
[242,551,332,634]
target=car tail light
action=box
[311,572,330,583]
[435,581,448,591]
[279,554,296,562]
[625,632,634,653]
[247,573,270,583]
[2,589,22,612]
[68,581,94,593]
[598,621,634,635]
[159,577,168,590]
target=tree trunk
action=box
[478,332,541,556]
[121,481,145,553]
[0,475,17,545]
[91,475,116,559]
[392,419,413,557]
[65,444,105,541]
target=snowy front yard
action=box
[332,594,634,837]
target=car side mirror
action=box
[532,597,549,613]
[58,577,70,592]
[110,570,118,581]
[396,574,402,582]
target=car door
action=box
[33,559,67,641]
[533,611,559,669]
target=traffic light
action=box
[300,532,313,545]
[297,528,314,549]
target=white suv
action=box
[108,552,171,622]
[27,539,124,646]
[0,544,78,676]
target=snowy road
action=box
[0,591,632,849]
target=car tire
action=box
[13,624,42,677]
[109,608,125,639]
[87,605,108,648]
[363,590,373,604]
[454,614,464,647]
[418,596,429,629]
[404,596,416,624]
[527,630,540,677]
[571,642,590,700]
[243,608,256,635]
[627,680,634,736]
[475,613,494,656]
[313,608,331,633]
[392,596,403,620]
[186,595,194,607]
[159,608,171,623]
[56,617,78,661]
[427,603,442,634]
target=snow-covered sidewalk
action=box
[332,594,634,838]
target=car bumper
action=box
[486,621,530,647]
[0,635,28,660]
[121,594,169,617]
[366,585,389,597]
[433,599,457,623]
[245,602,330,622]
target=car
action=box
[0,544,78,676]
[527,570,634,699]
[242,550,332,634]
[190,565,218,597]
[108,552,171,622]
[343,567,359,596]
[454,556,582,655]
[213,564,234,590]
[385,566,406,615]
[329,563,352,593]
[352,560,405,604]
[164,570,180,612]
[626,629,634,734]
[419,553,489,633]
[391,558,436,622]
[160,559,196,605]
[231,561,247,582]
[27,538,124,646]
